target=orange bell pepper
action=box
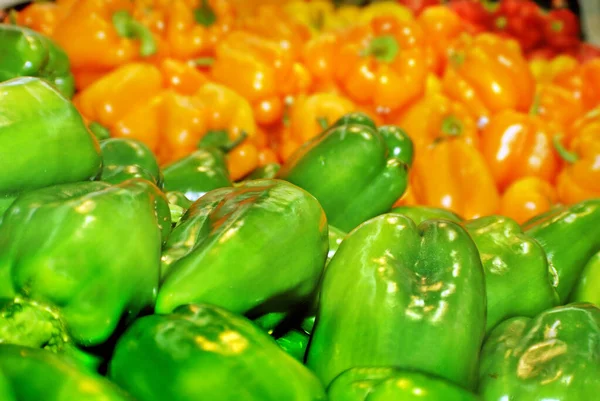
[393,93,478,151]
[555,110,600,204]
[499,177,558,224]
[48,0,159,90]
[529,54,578,84]
[531,83,582,129]
[553,59,600,112]
[412,140,500,219]
[11,0,70,36]
[155,0,234,61]
[73,62,260,178]
[333,16,429,116]
[301,32,342,94]
[74,63,164,126]
[289,93,356,144]
[417,6,466,75]
[159,58,209,95]
[211,31,310,127]
[481,109,560,191]
[234,4,311,52]
[443,33,535,120]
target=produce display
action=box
[0,0,599,400]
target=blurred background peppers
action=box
[2,0,600,229]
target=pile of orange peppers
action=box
[11,0,600,223]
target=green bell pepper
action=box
[162,147,232,201]
[306,214,486,389]
[0,367,15,401]
[0,344,134,400]
[391,205,463,225]
[523,199,600,303]
[0,25,75,98]
[570,251,600,306]
[0,77,102,216]
[464,215,559,332]
[99,137,163,187]
[278,113,411,232]
[328,367,482,401]
[109,303,327,401]
[478,303,600,400]
[0,179,170,359]
[156,179,328,319]
[275,328,310,362]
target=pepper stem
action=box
[553,134,579,163]
[169,204,185,225]
[317,117,329,130]
[529,93,542,116]
[192,57,215,67]
[441,115,463,137]
[199,130,248,153]
[361,35,399,63]
[88,122,111,141]
[112,10,157,57]
[194,0,217,27]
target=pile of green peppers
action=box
[0,51,599,401]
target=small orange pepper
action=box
[393,93,479,152]
[499,177,558,224]
[481,109,560,191]
[412,139,500,219]
[443,33,535,120]
[555,110,600,204]
[333,16,428,115]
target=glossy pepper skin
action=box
[0,25,75,98]
[307,214,486,389]
[50,0,157,90]
[463,216,559,332]
[555,116,600,204]
[481,110,560,191]
[333,16,428,114]
[99,137,163,187]
[523,199,600,303]
[328,367,482,401]
[443,33,535,119]
[570,251,600,307]
[109,303,327,401]
[156,179,328,319]
[393,93,479,152]
[0,344,134,401]
[499,177,557,224]
[391,205,463,225]
[0,179,170,352]
[411,139,500,219]
[478,303,600,400]
[162,147,232,202]
[278,113,410,232]
[0,77,102,213]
